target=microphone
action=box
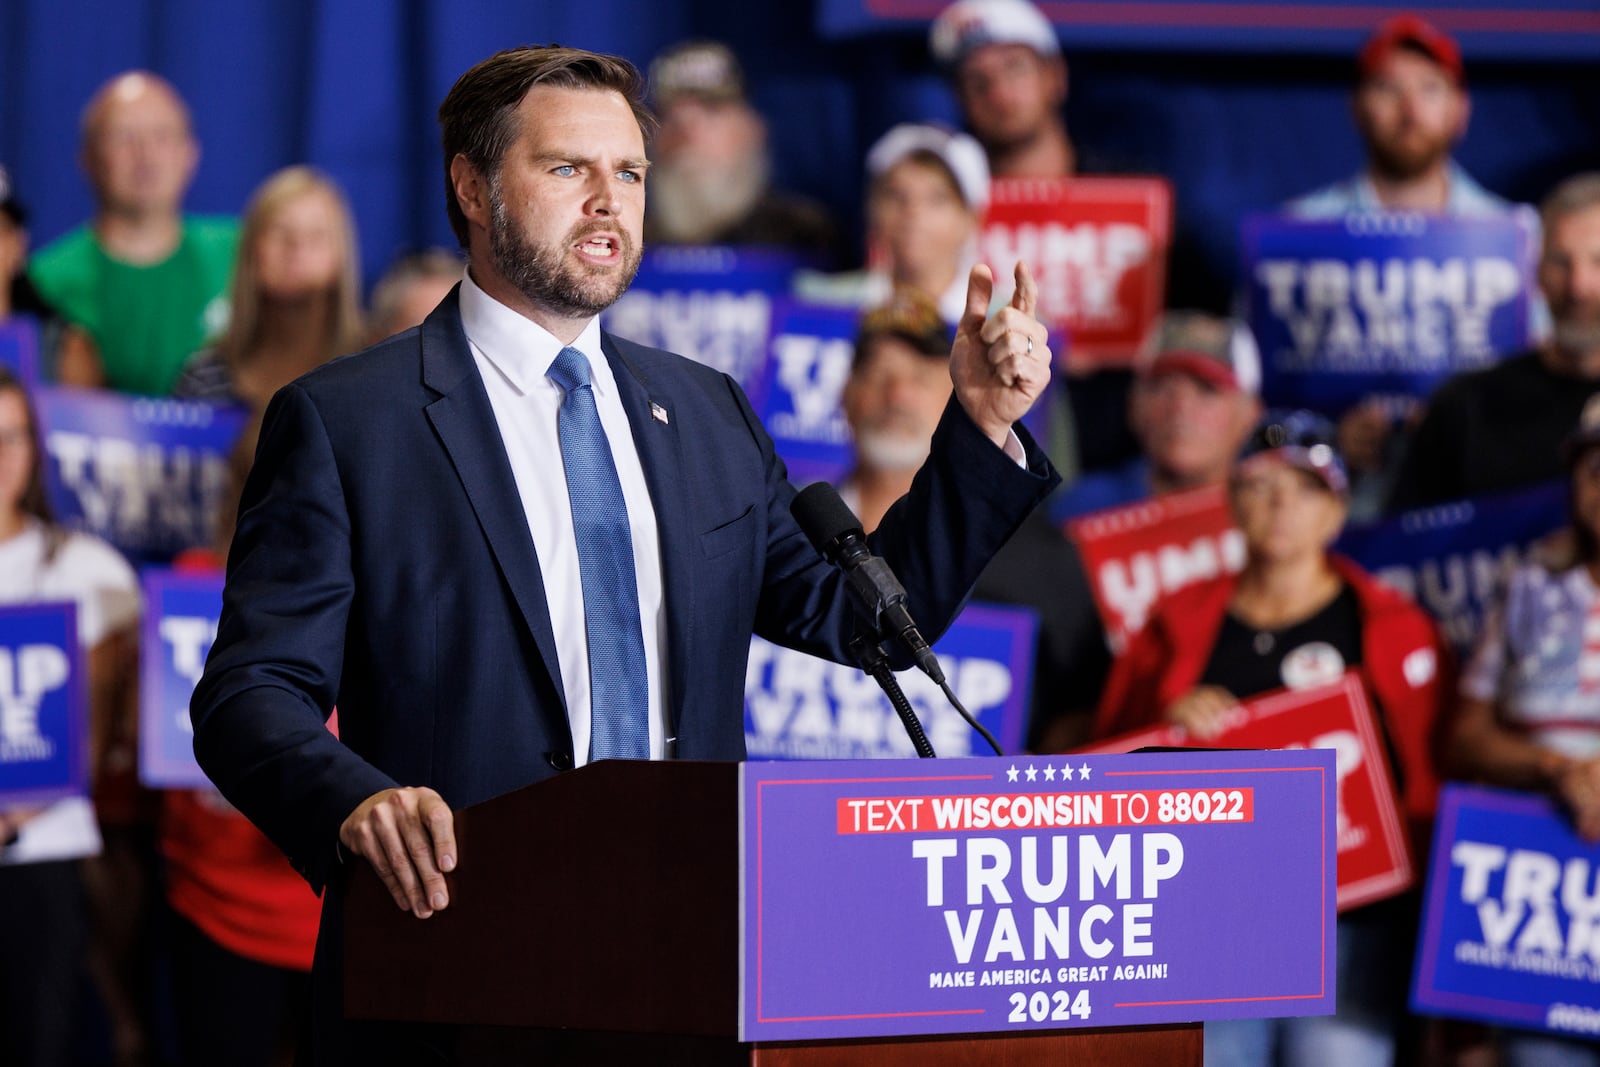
[790,483,946,685]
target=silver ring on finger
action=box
[1026,336,1034,355]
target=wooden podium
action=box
[343,760,1200,1065]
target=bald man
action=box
[30,71,238,395]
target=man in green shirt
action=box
[29,71,237,396]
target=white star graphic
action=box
[1006,764,1019,783]
[1060,764,1074,781]
[1025,764,1038,782]
[1042,764,1056,782]
[1078,762,1092,780]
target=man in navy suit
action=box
[191,44,1057,1061]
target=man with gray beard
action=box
[643,41,836,260]
[1388,173,1600,511]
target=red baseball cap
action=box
[1359,14,1464,84]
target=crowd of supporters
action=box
[1,2,1598,1064]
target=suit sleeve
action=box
[742,385,1060,668]
[190,383,398,891]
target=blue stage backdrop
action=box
[2,1,1597,321]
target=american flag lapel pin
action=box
[650,402,669,425]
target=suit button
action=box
[546,751,574,772]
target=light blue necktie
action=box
[548,346,649,760]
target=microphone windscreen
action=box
[790,482,863,557]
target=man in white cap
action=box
[795,122,989,324]
[930,0,1073,179]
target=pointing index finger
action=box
[1010,261,1038,317]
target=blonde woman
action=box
[173,166,363,409]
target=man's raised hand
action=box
[950,261,1052,448]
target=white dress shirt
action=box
[458,271,668,766]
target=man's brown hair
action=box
[437,45,656,247]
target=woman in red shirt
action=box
[1093,411,1451,1067]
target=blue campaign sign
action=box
[0,317,41,385]
[0,602,86,806]
[602,246,817,405]
[1335,481,1568,656]
[758,299,859,488]
[1413,783,1600,1038]
[745,601,1038,760]
[32,386,251,564]
[816,0,1600,59]
[1242,213,1536,415]
[138,569,221,788]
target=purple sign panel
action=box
[745,602,1037,761]
[740,748,1336,1041]
[1335,481,1568,656]
[0,317,41,385]
[1413,784,1600,1039]
[1243,213,1536,416]
[757,299,857,489]
[33,386,251,564]
[602,246,815,405]
[0,602,86,806]
[139,569,221,788]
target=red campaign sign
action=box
[1067,485,1243,653]
[1076,675,1414,912]
[979,176,1171,368]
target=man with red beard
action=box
[1388,173,1600,510]
[1288,15,1507,218]
[1286,16,1537,519]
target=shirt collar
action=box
[458,267,610,397]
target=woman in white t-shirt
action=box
[0,366,140,1066]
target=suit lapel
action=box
[420,293,568,717]
[601,332,694,737]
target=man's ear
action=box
[449,154,490,232]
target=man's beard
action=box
[646,150,769,245]
[1554,301,1600,362]
[854,424,933,473]
[487,179,641,318]
[1364,124,1454,183]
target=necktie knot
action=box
[549,346,593,394]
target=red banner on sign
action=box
[979,176,1171,368]
[1076,674,1414,912]
[1068,485,1243,652]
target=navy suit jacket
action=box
[190,288,1056,1054]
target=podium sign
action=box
[1077,676,1413,911]
[740,748,1335,1041]
[1068,485,1243,652]
[0,602,85,807]
[139,569,221,788]
[980,177,1171,367]
[1412,784,1600,1039]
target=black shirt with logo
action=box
[1198,583,1363,700]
